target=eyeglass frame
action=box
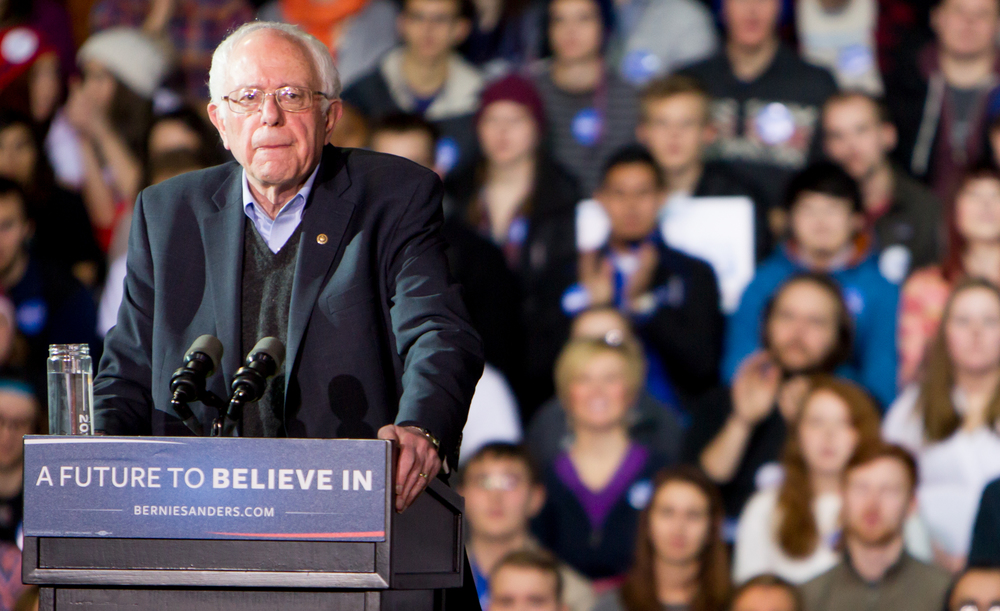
[220,86,333,114]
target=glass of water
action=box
[47,344,94,435]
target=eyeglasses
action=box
[957,603,1000,611]
[222,86,329,114]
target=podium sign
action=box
[22,436,389,542]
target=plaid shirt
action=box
[90,0,253,101]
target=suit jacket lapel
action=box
[285,147,356,397]
[202,168,246,387]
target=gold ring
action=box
[418,472,428,479]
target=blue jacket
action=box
[720,243,899,408]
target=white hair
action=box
[208,21,341,105]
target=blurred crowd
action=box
[5,0,1000,608]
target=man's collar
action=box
[241,164,321,220]
[843,542,911,586]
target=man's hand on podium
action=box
[377,424,442,512]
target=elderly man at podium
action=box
[92,21,484,523]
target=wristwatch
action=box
[406,426,440,451]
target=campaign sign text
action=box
[22,436,388,542]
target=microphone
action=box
[222,337,286,436]
[169,335,224,436]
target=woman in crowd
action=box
[532,336,670,584]
[593,466,729,611]
[146,106,224,167]
[0,112,103,287]
[54,27,168,252]
[884,279,1000,571]
[447,73,580,412]
[732,376,881,584]
[898,166,1000,387]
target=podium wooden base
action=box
[39,586,438,610]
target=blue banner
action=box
[22,436,389,542]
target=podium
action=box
[20,436,466,610]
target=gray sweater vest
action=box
[240,221,303,437]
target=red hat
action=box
[0,26,56,93]
[476,73,546,130]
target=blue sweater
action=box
[720,244,899,408]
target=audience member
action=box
[733,376,881,584]
[898,167,1000,387]
[0,25,61,124]
[0,380,38,545]
[607,0,717,87]
[822,92,942,285]
[680,0,838,227]
[98,149,207,336]
[636,74,769,262]
[884,278,1000,569]
[796,0,884,94]
[257,0,398,89]
[459,443,595,611]
[330,102,371,149]
[146,106,225,167]
[593,466,730,611]
[447,74,580,413]
[525,307,683,470]
[0,543,28,611]
[0,112,103,288]
[564,146,723,406]
[728,574,802,611]
[722,162,899,408]
[800,444,951,611]
[885,0,1000,202]
[530,0,639,194]
[0,0,76,91]
[490,549,570,611]
[970,476,1000,566]
[342,0,481,176]
[531,336,670,582]
[685,273,853,520]
[90,0,253,101]
[946,567,1000,611]
[369,112,524,397]
[0,179,98,394]
[57,28,169,252]
[459,0,543,70]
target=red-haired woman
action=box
[592,466,730,611]
[732,376,882,584]
[885,278,1000,571]
[898,167,1000,387]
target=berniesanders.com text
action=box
[134,505,275,518]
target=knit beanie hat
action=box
[476,74,546,130]
[77,28,169,100]
[0,26,56,93]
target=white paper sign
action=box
[660,196,755,314]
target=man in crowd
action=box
[680,0,838,234]
[489,549,569,611]
[636,73,769,261]
[801,444,951,611]
[886,0,1000,201]
[0,178,99,395]
[722,162,898,407]
[564,146,723,407]
[822,91,942,284]
[459,443,594,611]
[685,272,854,519]
[343,0,482,175]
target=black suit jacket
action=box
[94,145,485,457]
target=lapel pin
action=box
[316,233,328,245]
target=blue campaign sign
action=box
[22,436,389,542]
